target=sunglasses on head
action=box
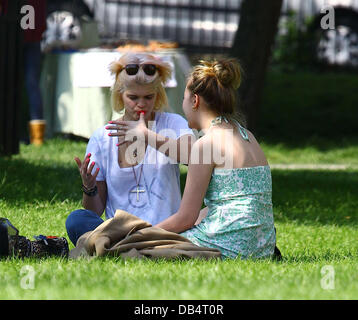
[124,64,157,76]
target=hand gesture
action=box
[74,153,99,189]
[106,112,148,147]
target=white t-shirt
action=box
[85,112,194,225]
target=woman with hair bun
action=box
[156,58,278,260]
[66,52,195,246]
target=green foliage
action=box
[271,11,316,72]
[259,71,358,143]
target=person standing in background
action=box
[23,0,47,145]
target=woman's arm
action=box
[75,154,107,217]
[82,181,107,217]
[155,138,214,233]
[146,130,195,164]
[107,113,195,165]
[195,207,208,226]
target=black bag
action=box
[0,218,19,257]
[0,218,69,258]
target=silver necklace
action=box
[130,164,145,202]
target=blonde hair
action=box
[109,52,172,112]
[187,58,243,120]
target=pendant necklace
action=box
[130,164,145,202]
[127,112,157,201]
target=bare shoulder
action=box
[189,134,214,165]
[193,132,212,148]
[244,129,266,150]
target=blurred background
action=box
[1,0,358,155]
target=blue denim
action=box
[24,42,43,120]
[65,209,104,246]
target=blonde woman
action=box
[156,59,280,260]
[66,52,195,246]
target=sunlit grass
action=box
[0,138,357,299]
[261,139,358,165]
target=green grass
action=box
[260,138,358,165]
[0,138,357,300]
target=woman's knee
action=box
[65,209,103,246]
[66,209,103,233]
[65,209,88,232]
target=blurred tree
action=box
[0,0,23,156]
[231,0,283,132]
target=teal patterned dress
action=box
[181,118,276,259]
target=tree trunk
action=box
[0,0,23,156]
[231,0,283,132]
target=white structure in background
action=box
[42,0,358,66]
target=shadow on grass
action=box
[0,157,81,204]
[272,170,358,226]
[1,156,356,227]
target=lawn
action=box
[0,138,357,300]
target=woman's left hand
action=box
[106,112,148,147]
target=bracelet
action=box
[82,185,98,197]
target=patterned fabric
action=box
[181,165,276,259]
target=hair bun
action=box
[212,59,241,89]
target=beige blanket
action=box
[69,210,222,260]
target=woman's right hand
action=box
[74,153,99,189]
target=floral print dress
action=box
[181,118,276,259]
